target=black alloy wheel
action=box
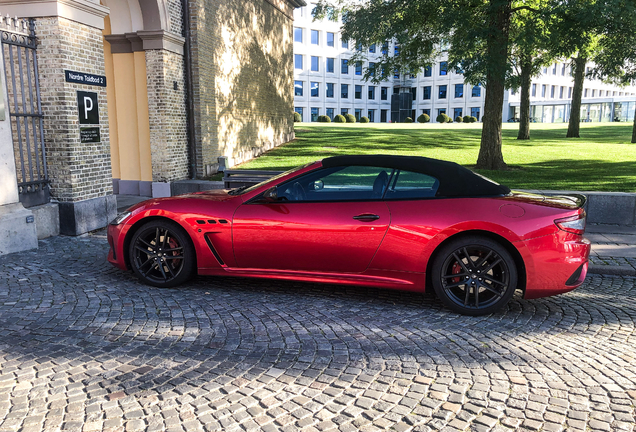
[431,236,518,316]
[129,220,195,288]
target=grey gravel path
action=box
[0,233,635,432]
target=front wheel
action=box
[431,236,518,316]
[128,220,195,288]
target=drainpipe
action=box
[182,0,197,179]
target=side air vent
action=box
[204,234,225,265]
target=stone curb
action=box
[588,264,636,277]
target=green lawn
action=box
[236,122,636,192]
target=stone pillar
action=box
[0,49,38,255]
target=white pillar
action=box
[0,48,38,255]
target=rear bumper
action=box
[522,233,591,300]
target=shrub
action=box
[360,116,369,123]
[333,114,346,123]
[404,117,413,123]
[436,113,450,123]
[455,116,463,123]
[319,115,331,123]
[293,111,302,122]
[467,116,477,123]
[345,113,356,123]
[463,115,471,123]
[417,113,430,123]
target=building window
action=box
[552,63,557,74]
[326,83,334,98]
[311,107,319,122]
[561,64,566,76]
[424,66,432,77]
[454,108,463,119]
[311,82,319,97]
[341,84,349,99]
[326,108,334,120]
[584,88,588,97]
[410,87,417,100]
[440,62,448,75]
[326,58,334,73]
[422,108,431,116]
[342,38,348,49]
[393,87,399,94]
[381,42,388,55]
[327,32,334,47]
[455,84,464,98]
[560,86,564,99]
[381,87,388,100]
[471,107,480,120]
[542,85,547,97]
[295,107,303,121]
[394,44,400,56]
[355,62,362,75]
[438,85,447,99]
[341,108,348,115]
[294,80,303,96]
[368,110,375,122]
[369,43,376,53]
[551,85,556,98]
[599,90,603,97]
[423,86,431,100]
[294,27,302,43]
[531,84,536,97]
[311,30,319,45]
[294,54,303,70]
[368,62,376,77]
[394,69,400,79]
[368,86,376,100]
[381,109,388,122]
[438,108,447,117]
[341,59,349,74]
[355,85,362,99]
[311,56,319,72]
[472,85,481,97]
[569,87,573,98]
[592,89,596,97]
[355,108,362,121]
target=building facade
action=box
[0,0,303,242]
[293,5,636,123]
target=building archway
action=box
[102,0,185,196]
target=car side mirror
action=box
[314,180,324,190]
[263,186,278,201]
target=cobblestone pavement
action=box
[1,234,635,432]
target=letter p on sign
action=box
[77,91,99,125]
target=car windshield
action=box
[227,163,314,195]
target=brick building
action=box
[0,0,304,243]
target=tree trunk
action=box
[566,55,586,138]
[476,1,511,170]
[632,104,636,143]
[517,56,532,140]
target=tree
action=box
[314,0,545,170]
[507,3,552,140]
[587,0,636,142]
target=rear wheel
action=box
[129,220,195,288]
[431,236,518,316]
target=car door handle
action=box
[353,213,380,221]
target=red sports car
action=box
[108,155,590,315]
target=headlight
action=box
[110,211,132,225]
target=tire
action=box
[128,220,196,288]
[430,235,518,316]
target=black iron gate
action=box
[1,17,49,207]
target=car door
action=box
[232,165,392,273]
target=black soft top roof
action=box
[322,155,510,197]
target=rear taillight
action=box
[555,213,586,235]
